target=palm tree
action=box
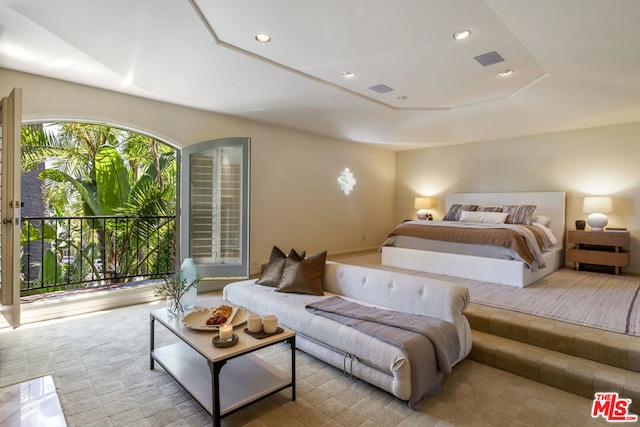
[21,123,177,291]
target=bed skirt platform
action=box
[381,246,564,288]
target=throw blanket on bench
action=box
[306,296,460,409]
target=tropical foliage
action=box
[20,123,177,293]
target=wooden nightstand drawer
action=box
[566,248,630,267]
[566,230,631,274]
[567,230,630,247]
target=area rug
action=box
[335,253,640,336]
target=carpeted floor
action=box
[334,253,640,336]
[0,295,614,426]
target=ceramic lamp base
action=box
[417,209,432,220]
[587,212,608,231]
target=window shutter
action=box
[180,138,249,279]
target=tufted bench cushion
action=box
[322,262,471,357]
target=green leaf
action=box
[37,249,62,286]
[41,223,57,241]
[95,145,130,215]
[20,222,42,246]
[39,169,103,216]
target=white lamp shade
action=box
[583,196,612,231]
[583,196,612,214]
[414,197,433,210]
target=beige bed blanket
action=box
[387,221,550,270]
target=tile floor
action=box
[0,375,66,426]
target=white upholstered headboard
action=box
[446,192,566,248]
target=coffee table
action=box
[150,297,296,427]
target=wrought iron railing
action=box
[20,215,176,297]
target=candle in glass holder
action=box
[219,324,233,341]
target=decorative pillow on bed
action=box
[277,250,327,295]
[503,204,537,225]
[255,246,305,287]
[478,206,503,212]
[459,210,509,224]
[533,215,552,227]
[443,204,479,221]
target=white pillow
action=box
[533,215,552,227]
[459,210,509,224]
[533,222,558,246]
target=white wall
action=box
[1,68,397,276]
[396,123,640,273]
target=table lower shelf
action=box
[152,341,291,415]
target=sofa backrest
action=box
[322,262,469,325]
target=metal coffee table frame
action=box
[150,304,295,427]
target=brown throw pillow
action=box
[292,249,306,260]
[255,246,286,286]
[276,251,327,295]
[255,246,306,287]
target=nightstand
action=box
[566,230,630,275]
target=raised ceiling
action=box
[1,0,639,150]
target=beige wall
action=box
[5,67,639,275]
[1,69,396,275]
[396,123,640,272]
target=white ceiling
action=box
[1,0,639,150]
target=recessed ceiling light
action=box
[341,71,355,78]
[497,69,513,77]
[453,29,471,40]
[255,34,271,43]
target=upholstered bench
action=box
[223,260,471,409]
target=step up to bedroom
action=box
[465,303,640,414]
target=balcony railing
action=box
[21,215,176,297]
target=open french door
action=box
[179,137,250,279]
[0,88,22,328]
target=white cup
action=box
[262,314,278,334]
[247,314,262,333]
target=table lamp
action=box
[414,197,433,220]
[583,196,612,231]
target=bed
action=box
[381,192,566,287]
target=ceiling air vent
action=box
[474,51,505,67]
[369,84,394,94]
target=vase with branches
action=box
[154,274,200,317]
